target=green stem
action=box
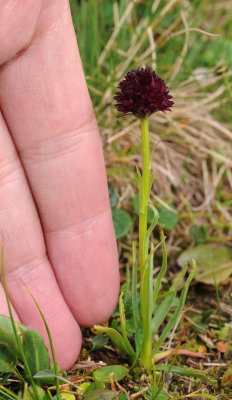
[140,247,153,369]
[27,290,61,400]
[139,117,151,278]
[139,117,152,369]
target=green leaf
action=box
[0,315,27,358]
[108,185,118,208]
[112,209,132,239]
[0,345,17,372]
[170,263,187,291]
[22,330,50,377]
[144,206,159,252]
[93,326,132,358]
[26,288,60,395]
[155,364,217,384]
[157,203,178,230]
[217,325,230,340]
[151,291,176,336]
[122,293,134,316]
[133,194,154,223]
[93,365,128,383]
[60,394,76,400]
[150,386,169,400]
[78,382,91,393]
[119,292,136,360]
[152,261,195,357]
[0,389,17,400]
[178,244,232,284]
[33,369,64,385]
[85,382,105,393]
[118,395,127,400]
[153,232,167,307]
[134,321,144,363]
[92,333,108,350]
[84,389,118,400]
[22,385,48,400]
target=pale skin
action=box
[0,0,119,370]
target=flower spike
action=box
[114,67,174,118]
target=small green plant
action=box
[0,243,68,400]
[95,67,196,370]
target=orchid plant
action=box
[95,67,195,370]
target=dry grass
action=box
[70,3,232,398]
[80,0,232,257]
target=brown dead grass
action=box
[88,0,232,256]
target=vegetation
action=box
[0,0,231,399]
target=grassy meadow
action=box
[69,0,232,399]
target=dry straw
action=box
[90,0,232,250]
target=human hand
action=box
[0,0,119,370]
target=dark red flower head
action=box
[114,67,174,118]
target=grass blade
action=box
[0,387,18,400]
[124,264,131,300]
[152,261,196,357]
[26,289,61,400]
[155,364,217,384]
[152,231,167,307]
[1,243,39,400]
[144,205,159,252]
[151,291,176,336]
[170,263,188,291]
[119,292,136,360]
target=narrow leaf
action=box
[119,292,136,360]
[170,263,188,291]
[93,326,132,358]
[152,387,169,400]
[152,261,196,356]
[153,231,167,307]
[151,291,176,336]
[144,205,159,251]
[155,364,217,384]
[1,244,39,400]
[134,321,144,364]
[124,264,130,299]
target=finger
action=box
[0,0,119,326]
[0,0,42,65]
[0,111,81,370]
